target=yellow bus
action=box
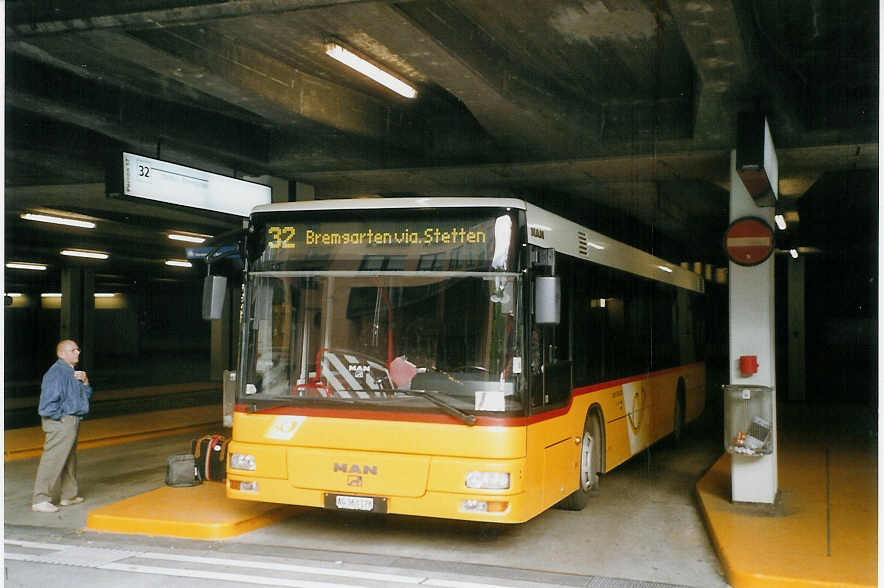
[216,197,705,523]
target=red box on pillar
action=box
[739,355,758,376]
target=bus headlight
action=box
[465,471,510,489]
[229,453,256,471]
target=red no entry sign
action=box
[724,217,774,266]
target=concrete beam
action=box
[5,86,271,171]
[7,0,397,36]
[367,2,604,158]
[666,0,749,143]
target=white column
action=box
[729,150,778,503]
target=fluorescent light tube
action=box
[60,249,109,260]
[94,293,117,298]
[21,213,95,229]
[774,214,786,230]
[41,293,62,298]
[5,293,23,297]
[168,233,209,244]
[6,262,47,271]
[326,42,417,99]
[657,265,673,273]
[165,259,193,268]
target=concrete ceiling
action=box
[5,0,879,291]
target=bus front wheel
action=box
[558,411,603,511]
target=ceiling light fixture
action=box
[94,293,117,298]
[168,233,210,244]
[774,214,787,230]
[22,213,95,229]
[60,249,109,260]
[5,293,23,298]
[165,259,193,268]
[6,261,48,271]
[325,42,417,99]
[41,293,62,298]
[789,249,799,259]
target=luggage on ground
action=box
[165,453,201,487]
[192,434,230,481]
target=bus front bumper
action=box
[226,476,535,523]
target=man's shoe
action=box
[59,496,84,506]
[31,501,59,513]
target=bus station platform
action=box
[5,394,296,539]
[696,406,877,588]
[4,403,222,461]
[85,482,295,539]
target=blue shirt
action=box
[38,359,92,420]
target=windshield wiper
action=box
[398,389,477,426]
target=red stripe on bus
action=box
[234,363,702,427]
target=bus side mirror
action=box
[535,276,560,325]
[202,275,227,320]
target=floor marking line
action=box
[6,540,549,588]
[135,551,426,583]
[4,539,67,551]
[99,562,370,587]
[424,579,519,588]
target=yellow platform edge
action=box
[86,482,296,540]
[696,453,876,588]
[5,404,223,462]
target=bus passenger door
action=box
[528,264,575,507]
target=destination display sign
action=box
[250,209,520,272]
[265,225,489,249]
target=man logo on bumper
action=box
[334,463,378,475]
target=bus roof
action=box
[251,197,527,213]
[525,203,705,293]
[251,197,703,293]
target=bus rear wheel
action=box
[558,411,603,511]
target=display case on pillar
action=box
[736,112,778,207]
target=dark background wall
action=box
[4,281,210,393]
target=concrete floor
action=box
[4,417,727,588]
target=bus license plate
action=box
[324,493,387,513]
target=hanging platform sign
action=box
[724,217,775,266]
[118,152,271,217]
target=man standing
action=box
[32,339,92,513]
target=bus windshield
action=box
[240,273,525,417]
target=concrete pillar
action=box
[787,257,806,401]
[728,150,777,504]
[268,176,290,203]
[60,267,95,371]
[295,182,315,201]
